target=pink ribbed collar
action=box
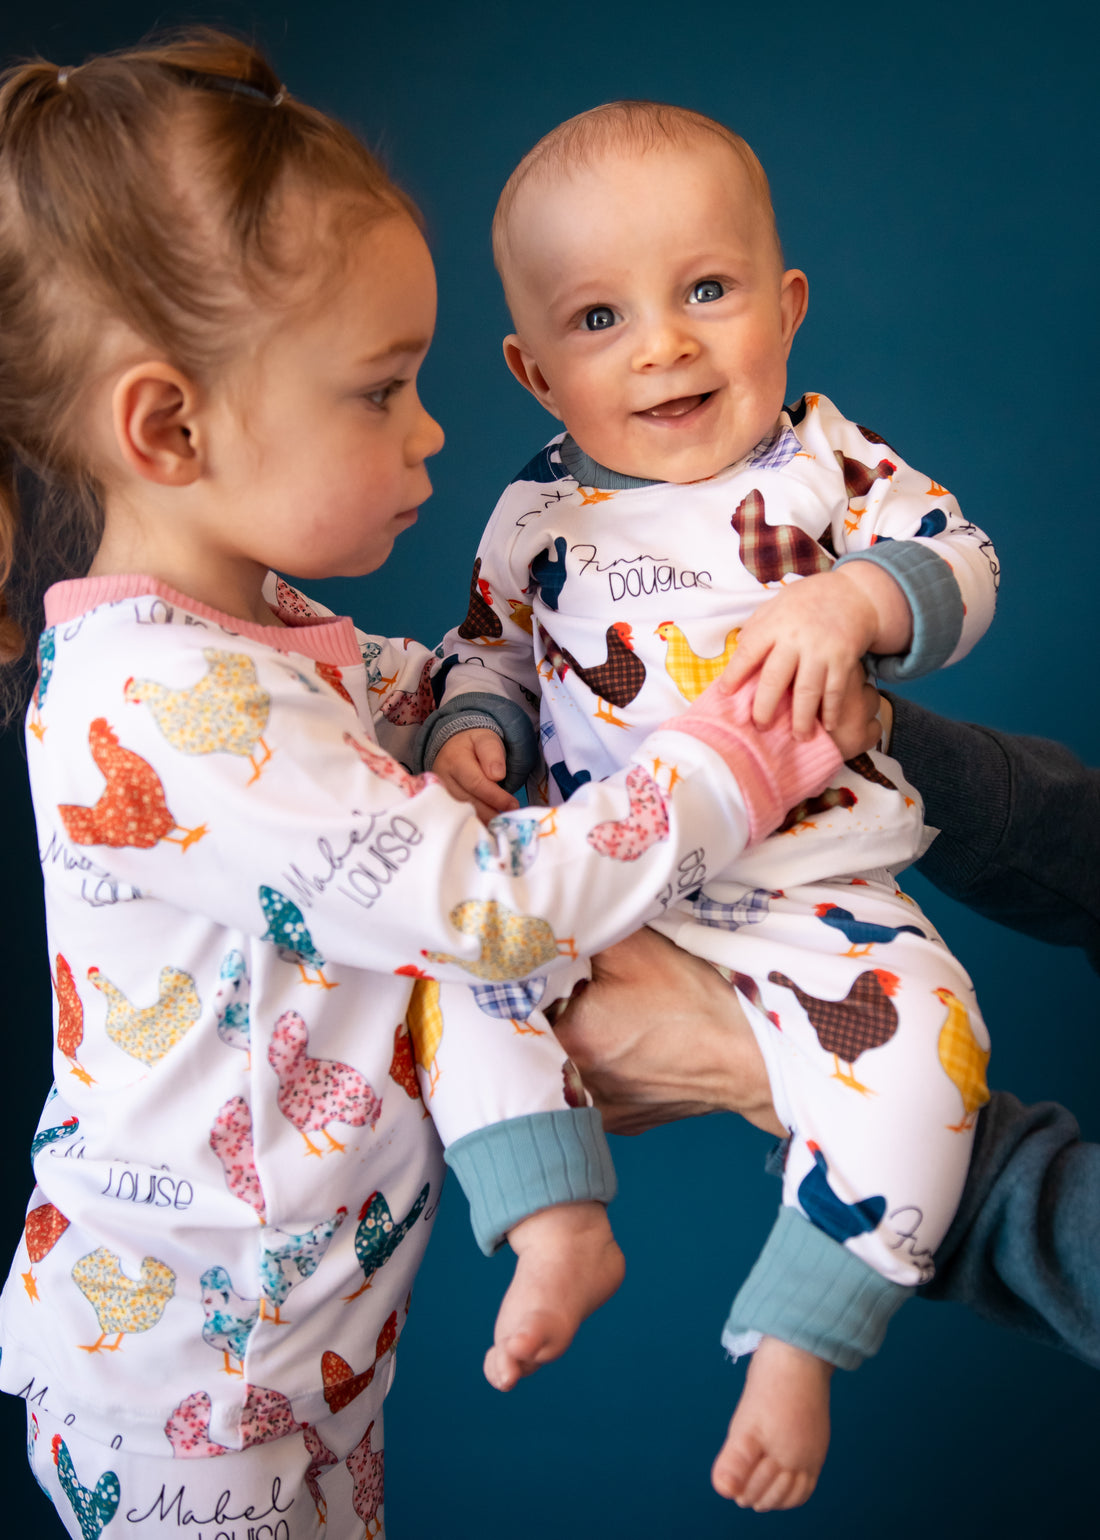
[44,574,364,666]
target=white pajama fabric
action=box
[0,571,776,1509]
[437,393,998,1291]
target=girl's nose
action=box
[631,316,701,372]
[407,398,445,465]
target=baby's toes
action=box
[711,1429,764,1501]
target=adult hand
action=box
[551,928,785,1139]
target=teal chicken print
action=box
[259,885,337,989]
[51,1436,120,1540]
[344,1183,430,1301]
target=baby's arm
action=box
[725,396,998,737]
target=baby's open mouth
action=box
[640,392,712,419]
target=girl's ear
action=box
[502,336,562,420]
[111,363,203,486]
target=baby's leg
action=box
[711,1336,832,1511]
[484,1199,624,1390]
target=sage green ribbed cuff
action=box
[445,1107,617,1256]
[835,541,963,680]
[724,1208,914,1370]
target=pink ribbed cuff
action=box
[666,683,841,844]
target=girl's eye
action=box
[365,380,404,407]
[581,306,617,331]
[689,279,724,304]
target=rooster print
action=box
[322,1309,401,1412]
[58,718,207,851]
[458,557,504,643]
[344,1185,430,1301]
[51,1436,120,1540]
[537,618,646,727]
[730,488,834,585]
[53,953,93,1084]
[769,968,900,1093]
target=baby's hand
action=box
[432,728,519,822]
[721,565,907,739]
[483,1201,624,1392]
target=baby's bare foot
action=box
[711,1336,832,1511]
[483,1201,624,1391]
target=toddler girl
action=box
[0,35,840,1537]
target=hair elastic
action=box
[173,68,287,107]
[56,68,70,86]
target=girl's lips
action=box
[637,391,713,422]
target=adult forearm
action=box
[887,696,1100,970]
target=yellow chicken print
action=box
[124,649,272,783]
[655,621,740,700]
[87,965,201,1065]
[72,1247,176,1352]
[934,986,991,1131]
[423,899,576,981]
[403,975,444,1095]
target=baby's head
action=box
[493,102,808,485]
[0,29,433,679]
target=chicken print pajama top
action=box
[0,570,833,1484]
[430,393,1001,1366]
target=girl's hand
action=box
[720,565,910,739]
[431,728,519,822]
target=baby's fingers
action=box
[749,645,802,729]
[717,640,762,695]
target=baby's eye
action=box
[581,306,617,331]
[689,279,725,304]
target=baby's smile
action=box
[637,391,715,421]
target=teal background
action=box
[1,0,1097,1532]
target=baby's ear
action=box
[112,363,202,486]
[502,336,562,420]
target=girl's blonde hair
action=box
[0,28,416,716]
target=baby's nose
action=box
[631,316,701,371]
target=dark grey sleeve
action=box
[887,695,1100,973]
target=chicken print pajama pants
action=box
[648,871,991,1302]
[27,1394,388,1540]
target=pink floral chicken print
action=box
[586,764,670,861]
[209,1094,266,1220]
[268,1010,382,1156]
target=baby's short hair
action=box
[493,100,781,281]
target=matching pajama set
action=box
[424,393,1002,1367]
[0,572,834,1537]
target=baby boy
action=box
[422,103,998,1511]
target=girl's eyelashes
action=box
[580,305,618,332]
[689,278,725,304]
[363,379,406,408]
